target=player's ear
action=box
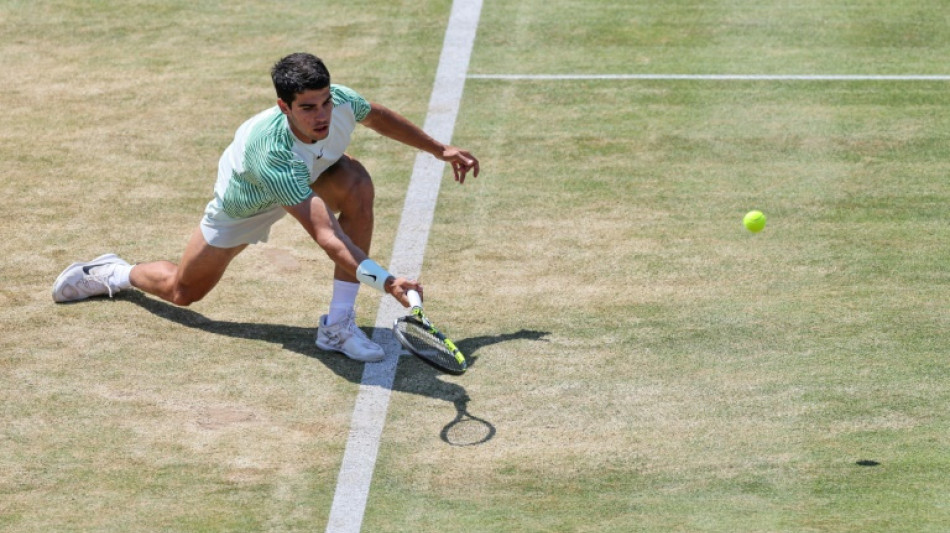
[277,98,291,115]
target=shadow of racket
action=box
[440,395,496,447]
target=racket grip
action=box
[407,289,423,309]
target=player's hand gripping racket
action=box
[393,290,468,375]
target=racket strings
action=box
[403,325,444,352]
[394,317,466,374]
[396,319,448,355]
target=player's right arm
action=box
[283,195,420,306]
[360,103,480,184]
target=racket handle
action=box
[407,289,423,309]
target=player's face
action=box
[279,88,333,143]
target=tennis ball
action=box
[743,210,767,233]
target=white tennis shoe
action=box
[316,310,385,362]
[52,253,131,303]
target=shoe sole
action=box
[52,253,129,303]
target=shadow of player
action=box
[120,292,549,445]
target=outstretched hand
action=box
[441,146,480,184]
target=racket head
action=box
[393,315,467,375]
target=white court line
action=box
[324,1,482,532]
[468,73,950,81]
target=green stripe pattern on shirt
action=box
[221,84,370,219]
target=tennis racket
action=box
[393,290,468,375]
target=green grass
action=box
[3,0,950,532]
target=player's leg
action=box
[52,227,246,305]
[309,154,385,362]
[309,154,375,282]
[129,228,247,306]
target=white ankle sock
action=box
[109,264,134,290]
[327,279,360,324]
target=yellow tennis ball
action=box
[743,210,767,233]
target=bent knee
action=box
[312,156,376,211]
[169,286,209,307]
[337,163,376,210]
[346,174,376,210]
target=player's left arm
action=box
[360,102,480,184]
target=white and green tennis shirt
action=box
[205,84,371,221]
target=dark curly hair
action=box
[271,53,331,106]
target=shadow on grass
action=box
[121,292,550,444]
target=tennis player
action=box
[52,52,479,362]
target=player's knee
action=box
[342,165,376,216]
[170,285,207,307]
[170,292,199,307]
[352,177,376,212]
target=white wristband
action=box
[355,259,392,292]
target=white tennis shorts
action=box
[199,203,288,248]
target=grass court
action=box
[2,1,949,531]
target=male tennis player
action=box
[52,52,479,363]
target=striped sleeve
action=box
[331,84,371,122]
